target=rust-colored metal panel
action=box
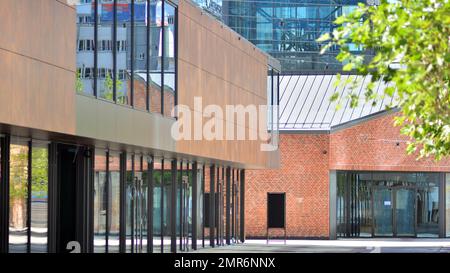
[0,0,76,135]
[176,0,273,168]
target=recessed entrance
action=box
[337,172,442,238]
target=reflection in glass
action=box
[337,171,441,238]
[373,188,393,236]
[30,144,48,253]
[416,173,440,237]
[163,1,176,117]
[150,0,163,114]
[76,0,95,96]
[93,150,107,253]
[97,0,115,101]
[133,0,149,110]
[153,158,162,253]
[118,0,132,106]
[9,142,29,253]
[141,157,149,252]
[109,153,121,253]
[395,188,415,236]
[163,159,172,252]
[126,155,133,252]
[196,165,204,247]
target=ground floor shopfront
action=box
[246,112,450,240]
[0,135,245,253]
[333,171,447,238]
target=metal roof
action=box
[279,74,396,131]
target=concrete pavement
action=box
[193,239,450,253]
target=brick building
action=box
[246,74,450,239]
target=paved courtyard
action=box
[193,239,450,253]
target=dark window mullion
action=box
[113,0,118,102]
[131,0,135,107]
[27,141,32,253]
[94,0,98,98]
[160,159,164,253]
[179,161,183,250]
[131,154,135,253]
[174,5,178,116]
[146,0,151,112]
[161,1,165,115]
[105,151,110,253]
[147,156,154,253]
[201,165,205,248]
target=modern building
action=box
[221,0,366,72]
[0,0,280,253]
[246,73,450,239]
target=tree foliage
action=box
[318,0,450,160]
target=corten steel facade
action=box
[246,75,450,239]
[0,0,280,253]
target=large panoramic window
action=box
[75,0,177,115]
[337,171,442,238]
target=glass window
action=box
[133,0,149,110]
[30,143,48,253]
[9,141,29,253]
[109,152,121,253]
[153,158,162,253]
[337,171,441,238]
[141,156,150,251]
[196,164,204,248]
[93,149,107,253]
[149,0,163,114]
[416,173,440,237]
[163,1,176,118]
[125,154,133,252]
[97,0,115,101]
[117,0,132,106]
[76,0,95,96]
[162,159,173,252]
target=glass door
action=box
[394,188,416,237]
[373,187,393,236]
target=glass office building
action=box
[217,0,365,72]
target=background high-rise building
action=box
[193,0,367,72]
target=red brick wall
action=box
[246,134,330,238]
[329,113,450,172]
[246,112,450,238]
